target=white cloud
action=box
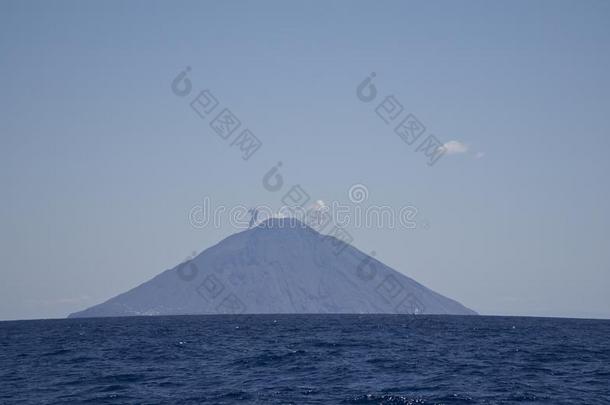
[311,200,326,210]
[442,140,469,155]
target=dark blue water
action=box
[1,315,609,404]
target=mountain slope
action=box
[68,219,476,318]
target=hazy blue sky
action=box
[1,0,609,320]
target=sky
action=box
[1,0,609,321]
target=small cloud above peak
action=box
[311,200,326,210]
[442,140,469,155]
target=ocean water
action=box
[1,315,609,404]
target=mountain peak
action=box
[68,222,477,318]
[255,217,311,231]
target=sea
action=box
[1,315,609,404]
